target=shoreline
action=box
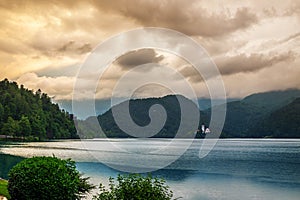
[2,137,300,142]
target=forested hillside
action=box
[77,95,204,138]
[253,98,300,138]
[0,79,77,140]
[77,89,300,139]
[220,89,300,138]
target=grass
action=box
[0,179,10,198]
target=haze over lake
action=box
[1,139,300,200]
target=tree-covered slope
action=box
[217,89,300,138]
[216,101,264,137]
[242,89,300,113]
[75,116,106,139]
[0,79,77,140]
[78,89,300,138]
[253,98,300,138]
[96,95,202,138]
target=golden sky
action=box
[0,0,299,100]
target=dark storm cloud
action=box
[116,49,164,69]
[179,65,203,83]
[57,41,76,52]
[92,0,258,37]
[57,41,92,54]
[179,51,296,82]
[217,51,296,75]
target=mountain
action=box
[77,95,204,138]
[253,98,300,138]
[75,116,106,139]
[0,79,77,140]
[56,98,239,120]
[78,89,300,138]
[219,89,300,138]
[197,98,239,110]
[242,89,300,113]
[2,77,298,139]
[216,100,264,137]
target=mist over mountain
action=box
[56,98,239,120]
[76,89,300,138]
[55,99,112,120]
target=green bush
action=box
[93,174,174,200]
[8,156,94,200]
[0,179,10,198]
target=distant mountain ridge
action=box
[76,89,300,138]
[242,89,300,113]
[219,89,300,138]
[56,98,239,120]
[253,97,300,138]
[76,95,202,138]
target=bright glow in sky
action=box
[0,0,299,99]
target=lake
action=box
[1,139,300,200]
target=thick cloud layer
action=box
[92,0,258,37]
[217,51,295,75]
[0,0,299,99]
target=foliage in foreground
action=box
[93,174,175,200]
[0,179,10,198]
[8,156,94,200]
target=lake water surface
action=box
[0,139,300,200]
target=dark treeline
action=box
[0,79,77,140]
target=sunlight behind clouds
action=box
[0,0,299,99]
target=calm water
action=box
[0,139,300,200]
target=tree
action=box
[1,117,19,137]
[93,174,174,200]
[8,156,94,200]
[18,116,31,137]
[0,79,78,140]
[29,113,46,139]
[0,103,4,127]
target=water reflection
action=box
[0,154,23,179]
[76,162,197,182]
[1,139,300,200]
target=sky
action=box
[0,0,300,100]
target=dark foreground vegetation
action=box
[93,174,174,200]
[8,156,94,200]
[0,179,9,198]
[4,156,174,200]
